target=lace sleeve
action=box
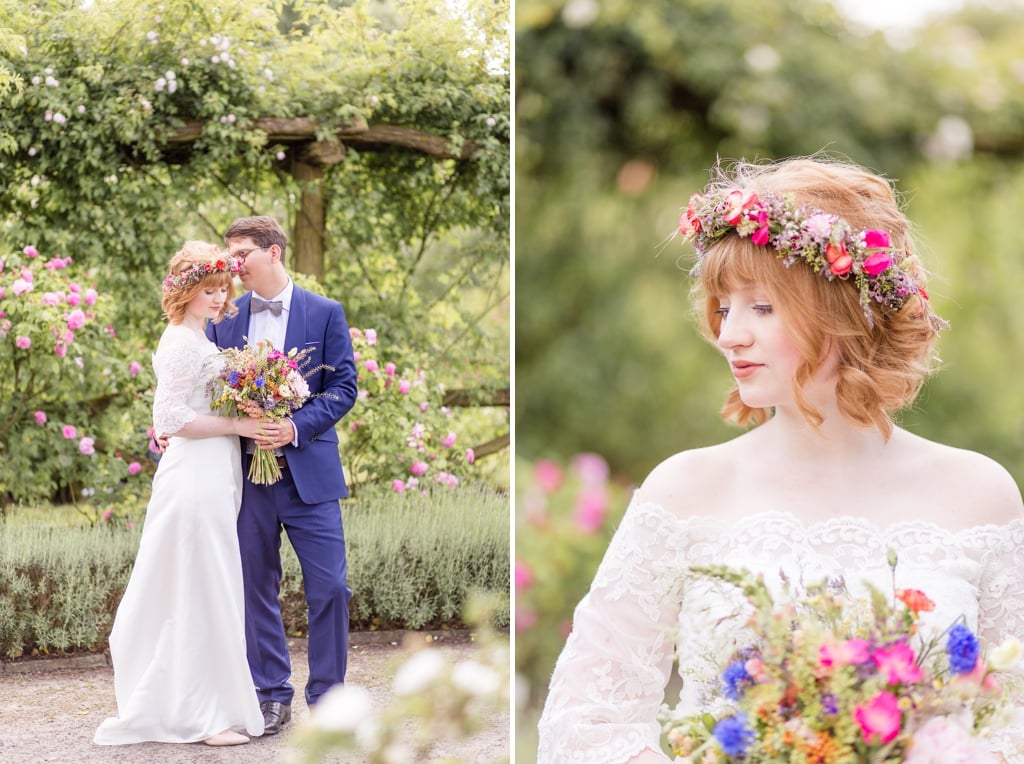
[151,341,204,436]
[537,498,685,764]
[977,523,1024,763]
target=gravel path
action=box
[0,632,509,763]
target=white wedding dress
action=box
[538,496,1024,763]
[94,326,264,744]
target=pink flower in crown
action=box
[34,411,47,425]
[62,425,77,439]
[863,252,894,277]
[853,690,902,744]
[722,189,760,225]
[804,213,834,239]
[128,461,142,476]
[873,642,923,685]
[862,229,891,250]
[678,193,703,237]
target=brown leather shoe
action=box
[259,701,291,735]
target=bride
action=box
[537,157,1024,763]
[94,241,265,746]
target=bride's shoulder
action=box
[636,435,749,517]
[897,429,1024,528]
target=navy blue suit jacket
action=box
[207,285,358,503]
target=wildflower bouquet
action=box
[208,340,315,485]
[663,560,1021,763]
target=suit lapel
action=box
[284,286,306,354]
[234,292,253,348]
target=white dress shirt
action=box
[248,279,293,352]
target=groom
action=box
[206,215,358,735]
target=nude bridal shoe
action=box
[203,729,250,746]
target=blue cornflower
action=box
[721,660,753,701]
[228,370,240,386]
[712,714,754,757]
[254,376,265,388]
[821,692,839,715]
[947,623,980,675]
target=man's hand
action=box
[256,419,295,451]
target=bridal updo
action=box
[161,240,239,324]
[689,157,942,438]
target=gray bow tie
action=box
[251,296,283,316]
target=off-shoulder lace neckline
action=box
[631,497,1024,539]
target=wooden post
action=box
[290,140,346,279]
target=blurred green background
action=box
[515,0,1024,758]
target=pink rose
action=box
[66,309,86,330]
[54,341,67,357]
[678,194,703,237]
[573,489,609,533]
[129,361,141,378]
[128,461,142,476]
[41,292,61,306]
[392,479,406,493]
[571,452,610,485]
[66,292,81,307]
[853,691,902,745]
[863,252,893,277]
[12,278,33,296]
[34,411,47,425]
[465,448,475,464]
[62,425,77,439]
[410,461,428,477]
[533,459,564,493]
[102,508,114,522]
[830,254,853,276]
[722,189,759,225]
[364,359,379,373]
[23,245,39,258]
[68,282,81,293]
[84,288,98,306]
[15,335,30,349]
[905,716,993,763]
[442,431,457,448]
[515,560,534,591]
[384,362,396,376]
[398,380,411,394]
[365,328,377,346]
[78,436,95,455]
[862,229,891,250]
[750,225,770,246]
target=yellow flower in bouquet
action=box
[662,559,1018,764]
[208,340,320,484]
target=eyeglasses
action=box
[233,246,268,263]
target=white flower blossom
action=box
[146,31,158,42]
[309,683,375,733]
[392,649,447,696]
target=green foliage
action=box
[0,486,509,658]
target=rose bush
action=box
[514,453,631,714]
[343,327,479,492]
[0,244,155,518]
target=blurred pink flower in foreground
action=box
[573,489,609,533]
[532,459,563,493]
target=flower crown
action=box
[679,188,945,329]
[162,256,241,294]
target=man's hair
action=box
[225,216,288,264]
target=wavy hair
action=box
[161,241,238,324]
[691,157,941,438]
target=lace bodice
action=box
[151,325,223,436]
[537,497,1024,764]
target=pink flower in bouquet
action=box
[34,411,47,424]
[853,690,902,744]
[78,436,95,455]
[873,642,924,685]
[905,716,997,764]
[62,425,77,439]
[819,637,871,669]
